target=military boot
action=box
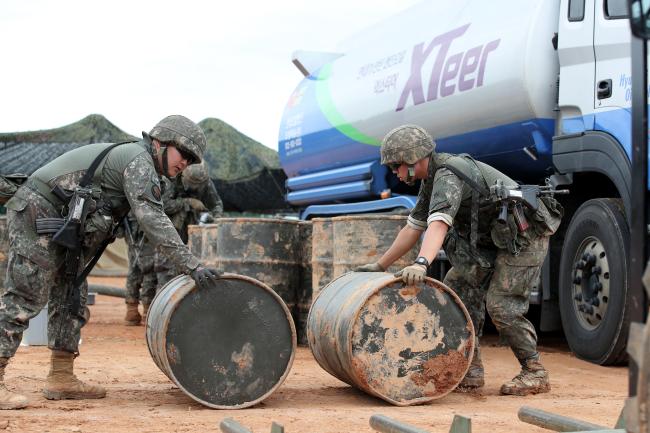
[124,302,141,326]
[457,351,484,390]
[500,357,550,396]
[0,357,29,409]
[42,350,106,400]
[142,303,150,322]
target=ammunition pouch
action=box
[529,196,563,237]
[35,218,65,235]
[491,213,520,255]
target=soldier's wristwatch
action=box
[414,256,430,268]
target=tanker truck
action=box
[278,0,635,365]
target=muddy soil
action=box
[1,277,627,433]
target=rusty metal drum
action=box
[199,218,302,314]
[307,272,474,406]
[331,215,417,277]
[296,221,313,346]
[146,273,296,409]
[0,217,7,288]
[311,218,333,299]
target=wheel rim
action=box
[570,236,610,331]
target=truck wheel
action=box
[558,198,630,365]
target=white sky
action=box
[0,0,420,151]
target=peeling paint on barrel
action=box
[409,350,469,395]
[231,342,254,375]
[307,272,474,406]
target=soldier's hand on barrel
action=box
[199,212,214,224]
[354,262,385,272]
[395,263,427,285]
[191,266,221,289]
[184,198,207,212]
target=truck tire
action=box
[558,198,630,365]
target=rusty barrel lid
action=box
[146,273,296,409]
[307,272,474,406]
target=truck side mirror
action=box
[629,0,650,39]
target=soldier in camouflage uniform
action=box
[154,161,224,289]
[355,125,562,396]
[0,115,221,409]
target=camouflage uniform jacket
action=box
[7,135,200,273]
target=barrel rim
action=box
[330,215,408,222]
[310,217,332,223]
[147,272,297,409]
[309,272,475,406]
[193,217,302,225]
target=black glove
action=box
[190,266,221,290]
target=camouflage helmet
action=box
[149,115,206,164]
[182,161,210,189]
[380,125,435,166]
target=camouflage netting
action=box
[0,115,290,212]
[0,114,137,175]
[199,118,288,211]
[199,118,280,181]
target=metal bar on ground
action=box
[518,406,608,432]
[88,284,126,298]
[369,414,430,433]
[449,415,471,433]
[220,418,253,433]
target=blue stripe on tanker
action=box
[281,106,634,188]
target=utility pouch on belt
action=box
[530,196,564,236]
[51,186,93,249]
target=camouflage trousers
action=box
[442,228,549,362]
[0,187,89,357]
[126,233,157,305]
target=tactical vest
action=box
[439,153,561,255]
[28,141,147,217]
[434,153,516,248]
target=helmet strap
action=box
[151,140,172,179]
[161,146,171,178]
[405,165,416,186]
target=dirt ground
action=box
[0,277,627,433]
